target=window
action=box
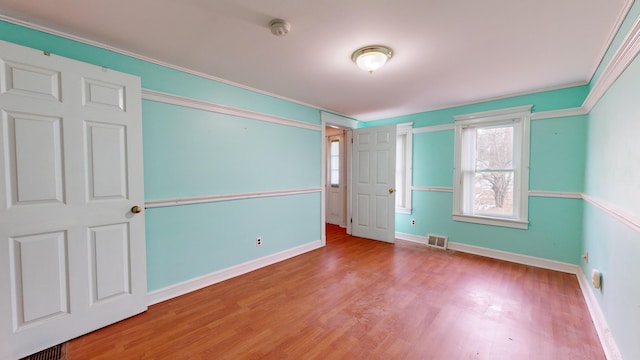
[396,122,413,214]
[329,139,340,187]
[453,106,531,229]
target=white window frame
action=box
[452,105,531,229]
[396,122,413,214]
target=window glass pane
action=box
[476,126,514,171]
[330,140,340,187]
[473,171,514,217]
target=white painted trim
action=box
[142,89,321,131]
[320,126,327,245]
[453,107,531,230]
[576,267,624,360]
[452,214,529,230]
[369,81,588,122]
[411,186,454,193]
[412,124,454,133]
[321,114,356,238]
[396,123,414,214]
[145,188,322,209]
[531,107,587,120]
[147,240,322,306]
[395,232,428,245]
[0,15,335,114]
[582,194,640,233]
[321,111,358,129]
[454,105,533,122]
[447,242,579,274]
[584,10,640,112]
[528,190,583,199]
[396,232,579,273]
[588,0,636,86]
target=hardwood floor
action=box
[68,225,605,359]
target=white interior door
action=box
[352,125,396,242]
[326,134,344,226]
[0,40,147,359]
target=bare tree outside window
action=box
[454,105,530,228]
[474,126,514,216]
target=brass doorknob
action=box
[131,205,143,214]
[388,188,395,194]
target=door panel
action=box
[5,111,65,205]
[0,40,146,359]
[352,125,396,242]
[2,60,61,101]
[86,122,128,200]
[90,223,131,302]
[10,231,69,328]
[82,77,126,111]
[376,150,389,184]
[375,195,388,229]
[326,134,345,226]
[357,194,370,227]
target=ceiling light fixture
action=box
[351,45,393,74]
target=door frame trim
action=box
[320,112,357,245]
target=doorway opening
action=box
[325,126,350,229]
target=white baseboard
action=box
[147,240,323,306]
[447,242,579,274]
[395,232,429,244]
[396,232,578,274]
[576,268,623,360]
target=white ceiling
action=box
[0,0,631,121]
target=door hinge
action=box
[351,138,353,144]
[350,218,353,223]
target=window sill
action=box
[452,214,528,229]
[396,208,412,215]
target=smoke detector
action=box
[270,19,291,36]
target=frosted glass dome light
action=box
[352,46,393,74]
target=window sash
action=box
[453,105,531,229]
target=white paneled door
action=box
[0,40,147,359]
[352,125,396,242]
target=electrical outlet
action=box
[411,219,416,226]
[256,237,262,247]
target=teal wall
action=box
[583,51,640,360]
[361,85,589,128]
[4,8,640,357]
[369,87,588,264]
[0,20,323,292]
[142,101,320,200]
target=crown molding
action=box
[584,10,640,112]
[0,14,328,113]
[587,0,636,85]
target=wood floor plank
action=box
[68,225,605,359]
